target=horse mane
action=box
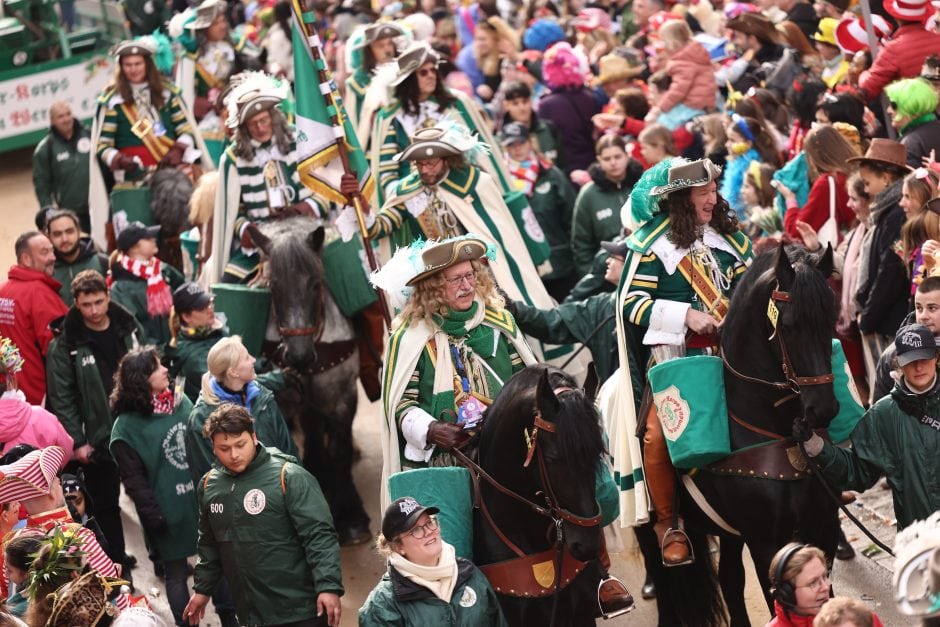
[259,217,324,282]
[484,365,605,476]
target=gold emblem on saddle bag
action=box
[786,444,809,472]
[532,560,556,589]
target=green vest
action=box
[110,395,198,561]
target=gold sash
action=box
[120,102,174,162]
[676,255,729,322]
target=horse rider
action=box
[175,0,262,166]
[371,235,635,618]
[205,71,326,285]
[340,124,556,313]
[613,158,753,565]
[345,21,406,147]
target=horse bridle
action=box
[722,283,834,402]
[277,279,326,340]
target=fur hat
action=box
[0,446,67,503]
[541,42,588,89]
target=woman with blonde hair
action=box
[898,169,940,293]
[185,335,296,480]
[780,125,858,245]
[455,17,519,103]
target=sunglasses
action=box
[416,67,436,78]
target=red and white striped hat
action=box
[0,446,66,503]
[885,0,932,22]
[834,15,894,54]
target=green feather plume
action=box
[629,158,676,225]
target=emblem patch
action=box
[243,488,266,515]
[458,586,478,608]
[77,137,91,153]
[844,360,863,409]
[162,423,189,471]
[535,181,551,194]
[521,206,546,243]
[653,385,691,442]
[532,560,555,588]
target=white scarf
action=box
[388,541,459,602]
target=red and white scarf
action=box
[151,389,175,414]
[114,254,173,317]
[508,156,542,197]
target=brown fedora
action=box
[846,138,912,172]
[726,13,779,45]
[406,237,489,286]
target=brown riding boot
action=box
[643,403,693,566]
[355,300,386,402]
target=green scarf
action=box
[900,113,938,137]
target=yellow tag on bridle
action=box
[767,298,779,329]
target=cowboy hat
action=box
[726,12,780,44]
[649,158,723,196]
[592,52,645,86]
[394,127,462,162]
[389,41,441,87]
[407,236,489,286]
[846,138,913,172]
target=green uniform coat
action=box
[46,303,145,449]
[571,163,640,276]
[524,161,577,281]
[108,261,185,346]
[193,445,343,625]
[359,557,508,627]
[32,120,91,220]
[186,379,297,482]
[816,380,940,529]
[110,395,199,560]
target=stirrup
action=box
[597,576,635,619]
[661,527,695,567]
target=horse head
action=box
[481,365,605,562]
[247,219,326,372]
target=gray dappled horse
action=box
[248,217,371,545]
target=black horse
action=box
[645,245,841,626]
[247,218,372,545]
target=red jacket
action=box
[661,41,717,113]
[784,172,855,242]
[0,266,67,404]
[861,25,940,100]
[766,601,885,627]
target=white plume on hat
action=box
[433,114,491,167]
[370,240,432,310]
[224,71,290,129]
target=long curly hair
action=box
[233,107,293,161]
[394,66,455,116]
[900,170,940,263]
[664,187,740,250]
[113,54,166,110]
[398,260,504,327]
[110,347,162,415]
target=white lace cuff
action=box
[643,300,689,346]
[401,407,436,463]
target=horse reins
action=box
[277,282,326,339]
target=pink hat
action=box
[573,8,612,32]
[884,0,932,22]
[542,42,588,89]
[0,446,66,503]
[834,15,893,54]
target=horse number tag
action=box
[767,299,779,329]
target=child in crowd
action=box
[722,115,781,219]
[899,168,940,293]
[637,124,676,170]
[647,20,717,130]
[741,162,780,237]
[695,113,728,168]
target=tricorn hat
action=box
[189,0,227,29]
[407,236,489,285]
[363,21,405,44]
[846,138,913,172]
[225,71,290,129]
[390,41,441,87]
[649,158,723,196]
[394,127,462,162]
[726,12,779,44]
[111,39,156,58]
[592,52,645,86]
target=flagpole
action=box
[295,0,392,327]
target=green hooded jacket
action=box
[193,445,343,625]
[46,303,145,449]
[526,161,577,281]
[108,261,185,346]
[164,324,227,401]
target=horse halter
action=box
[277,277,326,340]
[723,283,834,400]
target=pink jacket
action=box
[861,25,940,100]
[0,395,74,466]
[661,41,717,113]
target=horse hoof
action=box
[339,525,372,546]
[836,539,856,560]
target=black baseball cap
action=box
[895,323,938,366]
[600,240,628,258]
[173,282,213,314]
[61,473,86,497]
[116,221,161,252]
[381,497,439,539]
[498,122,530,146]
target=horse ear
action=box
[774,243,795,289]
[246,224,272,256]
[815,244,834,279]
[535,368,560,418]
[582,364,600,404]
[308,226,325,253]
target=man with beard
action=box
[32,102,92,233]
[0,232,67,405]
[44,210,108,306]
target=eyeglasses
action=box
[444,271,476,287]
[417,67,436,78]
[795,573,830,590]
[406,516,440,539]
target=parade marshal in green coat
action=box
[183,404,343,627]
[804,323,940,530]
[372,236,537,510]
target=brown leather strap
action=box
[479,494,526,558]
[311,339,356,374]
[705,440,807,481]
[480,546,589,598]
[728,410,786,442]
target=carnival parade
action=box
[0,0,937,623]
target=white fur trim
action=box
[643,300,689,346]
[401,407,436,462]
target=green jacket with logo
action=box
[359,557,507,627]
[571,163,641,276]
[193,445,343,625]
[186,376,297,482]
[527,161,577,281]
[32,120,91,216]
[46,303,145,449]
[164,324,227,401]
[816,380,940,530]
[108,261,185,346]
[110,395,198,561]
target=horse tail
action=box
[638,522,727,627]
[188,170,219,228]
